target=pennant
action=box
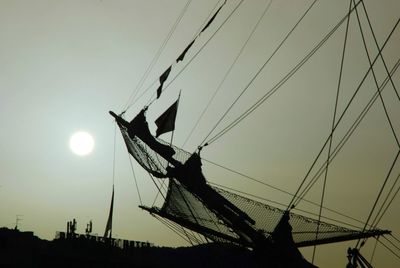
[201,1,226,33]
[176,40,195,63]
[155,99,179,138]
[103,186,114,239]
[157,66,172,99]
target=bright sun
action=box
[69,131,95,156]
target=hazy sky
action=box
[1,0,400,267]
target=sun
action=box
[69,131,95,156]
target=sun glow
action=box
[69,131,94,156]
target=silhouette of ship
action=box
[107,1,399,267]
[4,1,398,267]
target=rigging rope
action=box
[128,154,143,205]
[360,0,400,104]
[292,56,400,207]
[140,0,243,108]
[203,157,370,227]
[204,0,365,147]
[209,181,366,230]
[151,175,168,207]
[356,149,400,249]
[290,15,400,208]
[182,0,273,148]
[370,173,400,229]
[353,0,400,148]
[379,236,400,261]
[391,234,400,245]
[123,0,192,112]
[384,236,400,253]
[201,0,318,147]
[147,171,166,203]
[153,214,194,245]
[370,236,379,264]
[127,0,233,109]
[312,0,353,263]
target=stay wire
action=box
[209,181,365,230]
[360,0,400,104]
[153,214,193,245]
[390,234,400,247]
[291,15,400,208]
[147,171,166,203]
[128,155,143,206]
[204,0,366,209]
[201,0,318,147]
[354,2,400,244]
[205,0,362,147]
[389,236,400,250]
[371,173,400,229]
[292,56,400,207]
[151,177,168,207]
[383,236,400,254]
[369,236,379,264]
[378,236,400,260]
[134,0,235,109]
[130,1,225,109]
[158,213,203,246]
[312,0,352,263]
[203,157,369,227]
[123,0,192,112]
[356,149,400,249]
[353,0,400,148]
[182,0,273,148]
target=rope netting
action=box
[119,124,191,178]
[116,114,387,248]
[157,179,386,247]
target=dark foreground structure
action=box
[0,227,261,268]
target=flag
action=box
[157,66,172,99]
[155,99,179,138]
[176,40,195,63]
[201,1,226,33]
[103,186,114,239]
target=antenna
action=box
[15,215,23,230]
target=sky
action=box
[1,0,400,267]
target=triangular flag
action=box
[176,40,195,63]
[157,66,172,99]
[201,1,226,33]
[155,99,179,138]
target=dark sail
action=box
[155,99,179,138]
[176,40,195,63]
[157,66,172,99]
[200,1,226,33]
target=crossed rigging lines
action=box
[116,0,400,263]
